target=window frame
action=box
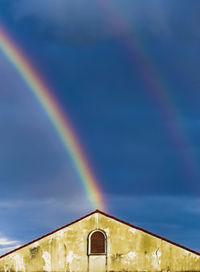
[87,229,107,255]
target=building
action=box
[0,210,200,272]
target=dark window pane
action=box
[91,231,105,254]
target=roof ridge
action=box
[96,210,200,256]
[0,210,97,259]
[0,209,199,259]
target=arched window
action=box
[88,230,106,255]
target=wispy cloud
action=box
[0,237,19,246]
[0,235,21,256]
[0,245,21,256]
[1,195,200,252]
[0,196,91,255]
[0,195,91,213]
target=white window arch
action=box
[88,230,107,255]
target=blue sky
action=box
[1,0,200,254]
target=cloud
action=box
[0,195,91,254]
[0,194,92,230]
[12,0,200,45]
[1,195,200,252]
[12,0,174,44]
[0,196,92,213]
[0,237,19,246]
[0,245,21,256]
[1,195,200,254]
[0,235,20,256]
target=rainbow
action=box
[98,1,199,183]
[0,26,106,211]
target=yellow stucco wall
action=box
[0,211,200,272]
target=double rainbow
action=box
[99,1,199,183]
[0,27,106,211]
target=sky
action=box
[1,0,200,254]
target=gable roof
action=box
[0,209,199,259]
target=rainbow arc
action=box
[0,27,106,211]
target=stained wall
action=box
[0,211,200,272]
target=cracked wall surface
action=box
[0,211,200,272]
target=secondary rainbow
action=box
[98,1,200,183]
[0,27,106,211]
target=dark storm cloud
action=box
[1,0,200,253]
[11,0,175,44]
[12,0,200,45]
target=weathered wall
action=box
[0,211,200,272]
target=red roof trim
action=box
[98,210,200,256]
[0,210,97,259]
[0,209,199,258]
